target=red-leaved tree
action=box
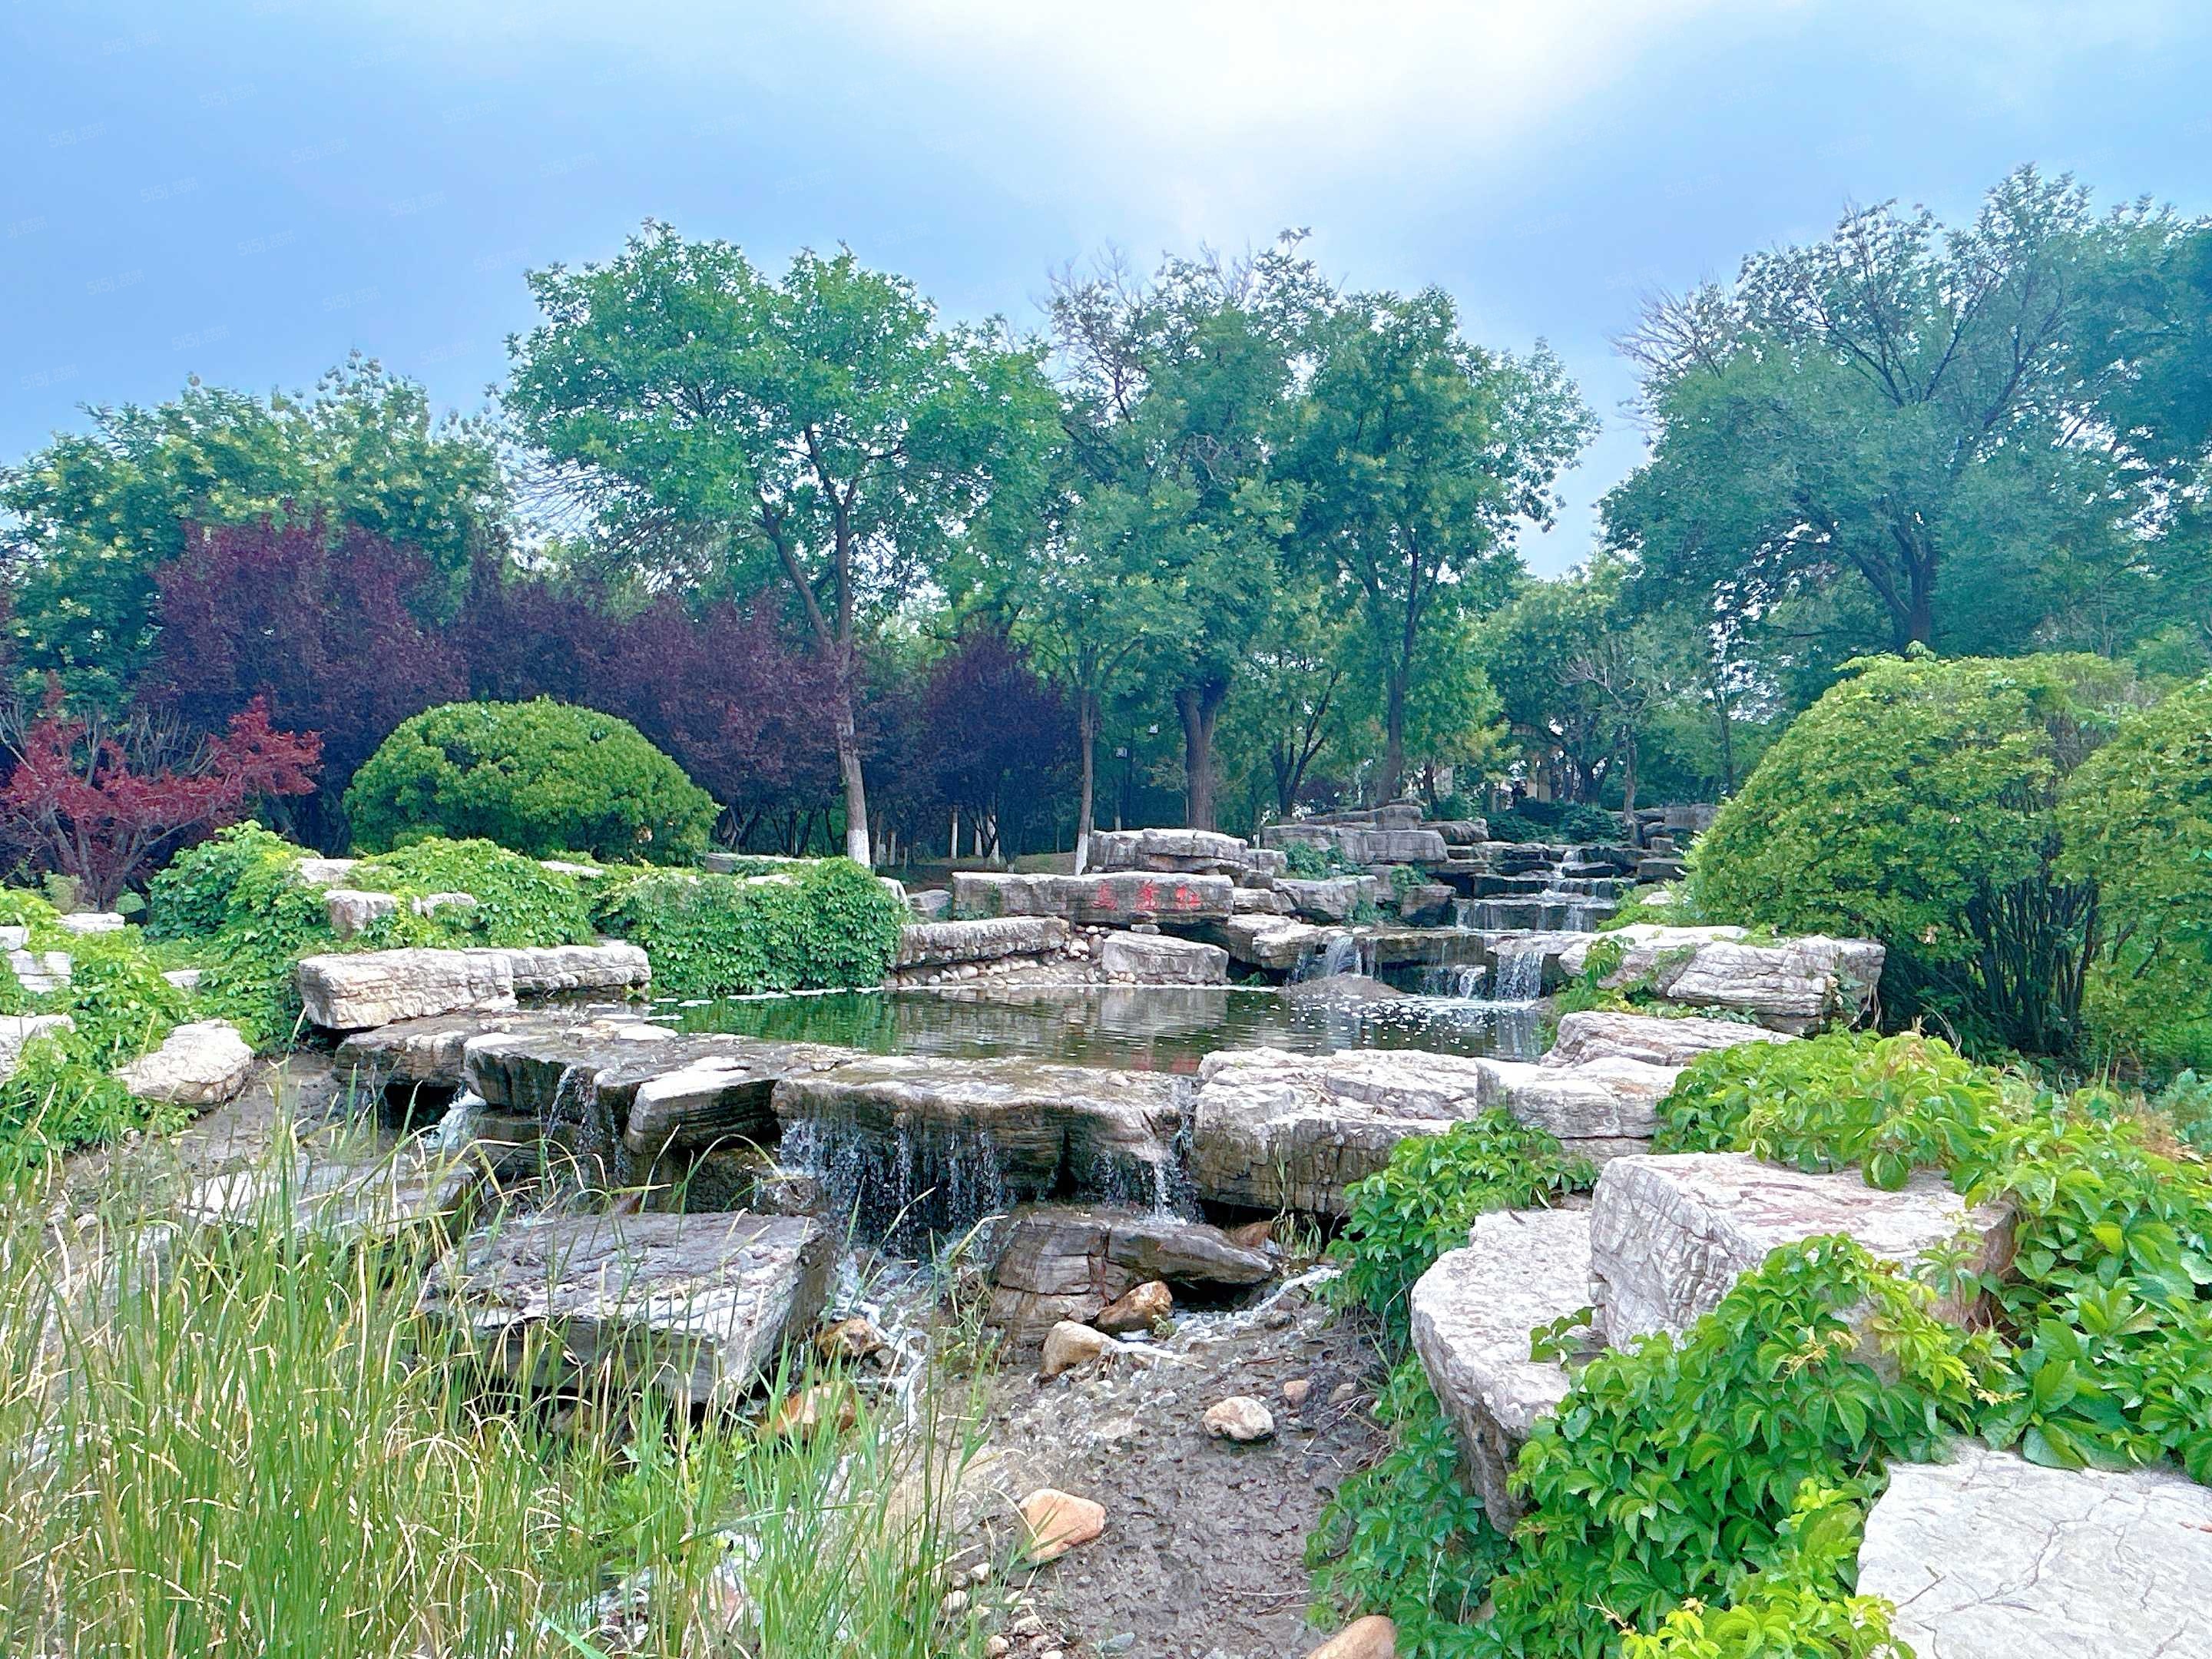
[0,690,320,906]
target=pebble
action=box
[1283,1377,1312,1408]
[986,1640,1011,1658]
[1008,1612,1048,1637]
[939,1589,969,1618]
[815,1316,888,1362]
[1202,1395,1276,1442]
[1329,1381,1358,1406]
[1040,1320,1116,1379]
[1017,1488,1106,1564]
[1094,1280,1171,1334]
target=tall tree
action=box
[1607,168,2162,671]
[505,226,1058,864]
[1286,290,1594,800]
[0,356,505,706]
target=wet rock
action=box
[1097,930,1229,985]
[1363,928,1487,969]
[1395,882,1456,927]
[985,1204,1273,1344]
[773,1061,1183,1243]
[338,1012,525,1098]
[816,1316,888,1363]
[1411,1208,1591,1530]
[1094,1280,1171,1333]
[1589,1152,2014,1346]
[1542,1009,1793,1069]
[420,1211,833,1406]
[0,1013,75,1081]
[897,916,1070,969]
[1202,1396,1274,1442]
[324,887,399,937]
[295,942,650,1029]
[1856,1441,2212,1658]
[1018,1488,1106,1563]
[1200,915,1340,971]
[180,1146,489,1244]
[952,872,1233,926]
[114,1019,255,1108]
[1306,1616,1397,1659]
[1040,1320,1118,1378]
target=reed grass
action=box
[0,1127,981,1658]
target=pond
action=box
[637,982,1544,1072]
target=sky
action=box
[5,0,2210,574]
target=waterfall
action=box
[1492,945,1545,1002]
[1452,897,1478,930]
[1417,963,1487,998]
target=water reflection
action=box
[654,984,1543,1072]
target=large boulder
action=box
[1411,1208,1592,1530]
[1200,916,1341,972]
[1097,930,1229,985]
[773,1055,1182,1239]
[1275,876,1374,925]
[324,888,399,938]
[1556,925,1746,978]
[1475,1056,1678,1157]
[952,872,1234,926]
[1542,1010,1793,1070]
[896,916,1069,969]
[419,1211,832,1406]
[1856,1441,2212,1658]
[295,942,650,1030]
[0,1012,75,1081]
[180,1147,490,1244]
[1588,1152,2014,1346]
[1088,827,1283,878]
[5,944,72,995]
[983,1204,1274,1343]
[114,1019,256,1108]
[1560,930,1885,1035]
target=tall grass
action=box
[0,1131,980,1658]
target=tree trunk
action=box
[1618,731,1640,843]
[1379,667,1408,804]
[1177,680,1227,832]
[1073,694,1098,874]
[1710,662,1737,796]
[833,683,871,866]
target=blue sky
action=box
[5,0,2208,573]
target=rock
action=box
[1561,930,1885,1034]
[293,856,361,886]
[419,1211,832,1406]
[1202,1395,1274,1442]
[773,1061,1184,1243]
[1200,915,1341,971]
[1588,1152,2014,1346]
[816,1316,888,1363]
[1475,1055,1681,1154]
[180,1147,488,1244]
[0,1013,75,1081]
[1039,1320,1118,1378]
[1276,876,1373,925]
[55,911,126,935]
[538,859,606,879]
[1411,1208,1591,1530]
[324,888,399,937]
[162,966,203,994]
[769,1381,858,1435]
[113,1019,255,1108]
[1305,1615,1397,1659]
[1097,930,1229,985]
[1859,1442,2212,1658]
[336,1012,524,1098]
[1088,827,1274,876]
[1395,882,1456,926]
[410,890,478,919]
[1262,822,1447,866]
[1094,1280,1171,1333]
[1555,924,1747,978]
[908,888,953,922]
[1224,1219,1275,1250]
[1542,1009,1793,1069]
[1230,886,1290,916]
[984,1204,1273,1343]
[952,872,1234,926]
[295,942,650,1029]
[1282,1377,1311,1407]
[896,916,1070,969]
[1018,1488,1106,1564]
[7,948,71,994]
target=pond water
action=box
[639,982,1543,1072]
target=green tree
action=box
[1218,584,1356,821]
[505,226,1059,864]
[1,356,505,704]
[1694,652,2142,1055]
[1286,289,1594,800]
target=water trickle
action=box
[778,1113,1014,1252]
[1417,963,1488,998]
[1492,945,1545,1003]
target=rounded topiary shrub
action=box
[344,700,717,866]
[1692,652,2137,1055]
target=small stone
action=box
[1306,1614,1396,1659]
[1040,1320,1115,1379]
[939,1588,970,1618]
[816,1316,889,1363]
[1008,1613,1046,1637]
[1328,1382,1357,1406]
[768,1382,857,1436]
[1224,1219,1275,1250]
[1202,1396,1275,1442]
[1282,1378,1312,1408]
[1017,1488,1105,1564]
[1094,1280,1171,1334]
[986,1639,1011,1658]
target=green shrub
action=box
[1306,1359,1512,1657]
[345,699,717,866]
[1486,800,1624,846]
[2154,1071,2212,1154]
[1692,653,2137,1056]
[595,859,905,998]
[1283,839,1356,879]
[1329,1111,1595,1343]
[2058,675,2212,1069]
[147,823,306,942]
[353,838,595,949]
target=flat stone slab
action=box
[296,942,650,1029]
[1088,827,1282,877]
[1559,930,1883,1034]
[1557,925,1747,978]
[1589,1152,2014,1346]
[985,1204,1274,1343]
[1543,1010,1793,1069]
[1199,915,1340,971]
[952,871,1233,926]
[419,1211,832,1406]
[180,1147,488,1244]
[1097,930,1228,985]
[896,916,1069,969]
[1476,1056,1679,1154]
[114,1019,255,1108]
[1857,1441,2212,1658]
[1412,1208,1592,1531]
[773,1055,1183,1239]
[0,1012,74,1081]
